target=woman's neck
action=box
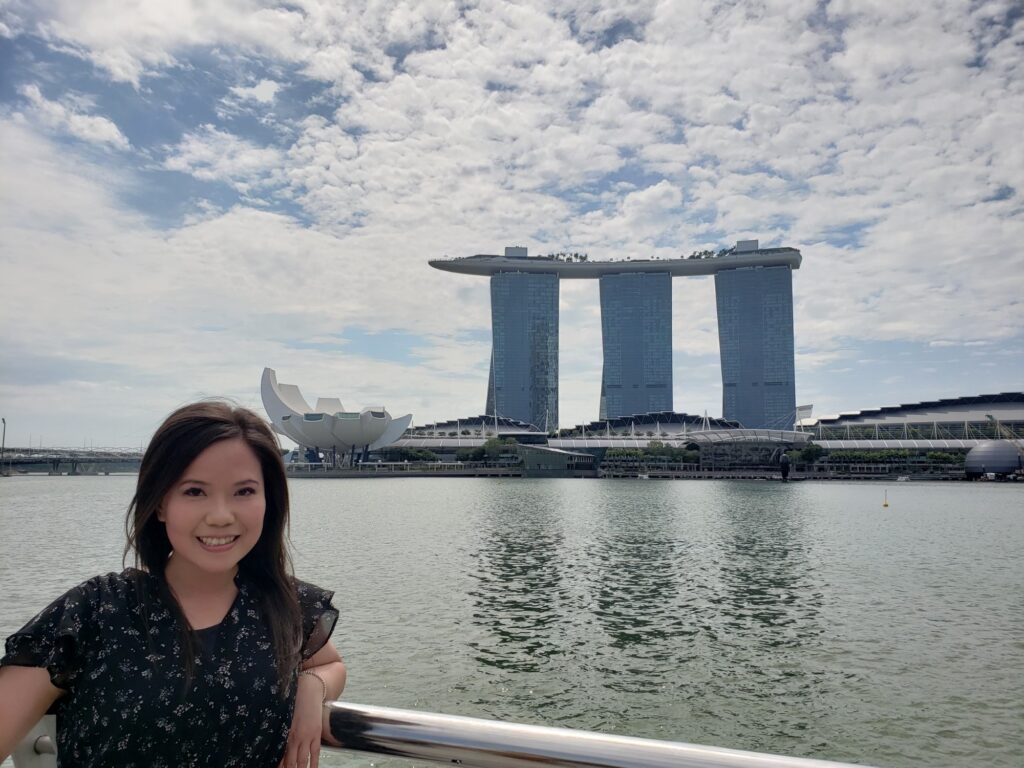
[163,557,240,630]
[163,556,238,600]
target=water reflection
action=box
[701,484,833,751]
[561,487,690,705]
[586,504,683,652]
[712,487,823,641]
[466,486,568,673]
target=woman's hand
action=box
[279,644,346,767]
[279,673,325,768]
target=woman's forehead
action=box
[179,438,263,480]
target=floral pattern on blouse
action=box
[1,569,339,768]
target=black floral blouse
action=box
[1,568,338,767]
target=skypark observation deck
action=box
[428,248,802,278]
[430,242,802,430]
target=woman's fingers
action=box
[285,731,300,768]
[283,728,320,766]
[291,736,320,768]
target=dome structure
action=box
[964,440,1023,477]
[261,368,412,451]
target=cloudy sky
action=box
[0,0,1022,448]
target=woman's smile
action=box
[197,534,241,550]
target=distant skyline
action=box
[1,1,1022,447]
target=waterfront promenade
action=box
[0,447,1004,482]
[0,457,986,482]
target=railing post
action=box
[10,715,57,768]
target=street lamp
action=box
[1,417,6,476]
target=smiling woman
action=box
[0,402,347,768]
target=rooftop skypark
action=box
[428,240,802,279]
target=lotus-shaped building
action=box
[261,368,412,452]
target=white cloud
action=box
[29,0,311,87]
[0,122,497,444]
[17,83,130,149]
[229,78,280,103]
[163,124,284,193]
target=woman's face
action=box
[158,438,266,579]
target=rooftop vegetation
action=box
[541,251,590,261]
[686,247,734,259]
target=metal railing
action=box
[321,702,872,768]
[25,702,876,768]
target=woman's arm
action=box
[0,666,63,760]
[300,642,346,700]
[280,644,346,768]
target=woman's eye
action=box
[237,487,257,496]
[183,487,204,497]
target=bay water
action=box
[1,476,1021,767]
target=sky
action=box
[0,0,1022,449]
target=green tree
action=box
[606,448,643,458]
[799,443,825,464]
[482,437,509,459]
[380,447,438,462]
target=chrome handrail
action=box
[322,701,875,768]
[28,702,877,768]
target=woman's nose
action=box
[205,497,235,524]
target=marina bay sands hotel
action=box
[429,240,801,431]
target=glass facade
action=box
[715,266,796,429]
[485,272,559,430]
[599,272,673,420]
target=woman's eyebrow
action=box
[235,478,261,485]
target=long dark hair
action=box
[125,400,301,691]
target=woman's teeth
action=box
[199,536,238,546]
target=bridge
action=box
[1,448,143,475]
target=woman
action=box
[0,402,346,767]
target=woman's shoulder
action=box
[18,569,151,628]
[2,570,155,687]
[61,568,152,606]
[82,568,148,591]
[294,581,333,606]
[294,577,335,607]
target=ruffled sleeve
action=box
[1,578,102,692]
[295,580,339,660]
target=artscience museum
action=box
[260,368,412,460]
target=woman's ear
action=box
[157,506,166,522]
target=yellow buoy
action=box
[883,489,889,508]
